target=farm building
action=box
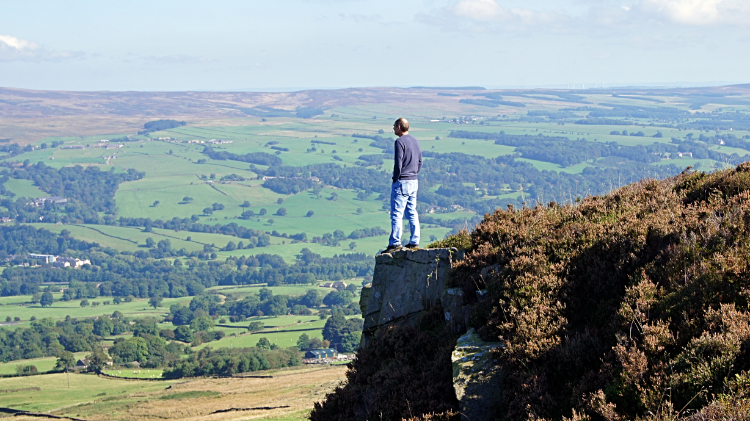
[332,281,348,290]
[305,348,337,359]
[54,257,91,268]
[30,196,68,207]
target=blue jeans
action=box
[389,179,420,246]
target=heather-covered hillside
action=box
[313,163,750,420]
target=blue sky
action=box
[1,0,748,91]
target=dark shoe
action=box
[404,243,419,250]
[381,245,403,254]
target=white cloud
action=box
[637,0,750,25]
[0,35,40,51]
[422,0,750,30]
[0,34,83,62]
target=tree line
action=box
[0,225,374,298]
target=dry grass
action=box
[132,365,347,421]
[3,365,348,421]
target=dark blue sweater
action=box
[392,134,422,182]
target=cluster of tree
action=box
[162,346,301,378]
[450,130,665,166]
[0,225,98,260]
[296,333,331,351]
[0,143,24,158]
[357,154,389,166]
[321,314,363,352]
[139,119,186,134]
[295,107,325,119]
[108,334,186,367]
[262,177,313,194]
[351,133,393,143]
[311,140,336,145]
[256,163,389,195]
[0,315,133,363]
[677,110,750,131]
[0,226,374,298]
[346,226,387,239]
[415,151,686,214]
[168,284,358,326]
[201,146,282,166]
[0,162,144,222]
[561,105,750,132]
[451,129,749,168]
[219,174,246,182]
[698,133,750,149]
[670,138,749,162]
[116,218,269,244]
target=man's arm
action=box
[393,140,404,182]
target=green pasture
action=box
[27,223,286,253]
[200,329,323,350]
[195,316,341,351]
[0,372,175,412]
[3,178,47,198]
[712,145,750,156]
[0,352,88,375]
[101,368,164,379]
[0,295,190,323]
[0,291,62,306]
[207,316,327,337]
[516,158,594,174]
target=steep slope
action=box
[313,163,750,420]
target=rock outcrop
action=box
[360,248,466,347]
[358,248,503,420]
[452,329,504,420]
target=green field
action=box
[0,352,88,375]
[0,295,187,324]
[101,368,164,379]
[195,314,360,350]
[0,372,175,413]
[0,281,358,327]
[3,178,48,198]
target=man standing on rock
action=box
[383,118,422,253]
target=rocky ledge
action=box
[358,248,503,421]
[359,248,466,347]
